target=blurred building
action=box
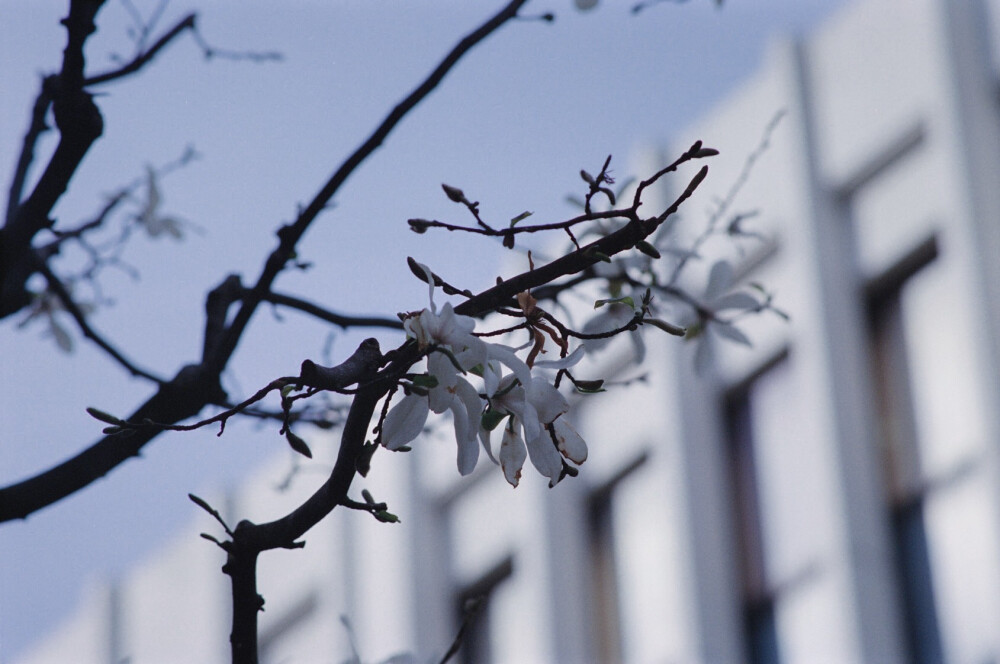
[16,0,1000,662]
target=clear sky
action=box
[1,0,846,659]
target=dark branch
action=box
[33,255,164,382]
[1,0,106,320]
[453,164,709,318]
[260,290,404,331]
[206,0,529,376]
[5,76,56,226]
[0,1,528,523]
[0,362,225,522]
[84,13,196,86]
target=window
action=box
[864,235,945,664]
[453,555,514,664]
[722,351,790,664]
[586,451,649,664]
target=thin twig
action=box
[33,254,164,382]
[260,290,404,330]
[208,0,530,377]
[85,14,197,86]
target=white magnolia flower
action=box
[382,268,588,485]
[382,302,503,474]
[488,372,588,487]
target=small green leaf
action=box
[594,295,635,310]
[280,384,297,398]
[362,489,375,504]
[411,374,439,388]
[509,211,533,227]
[408,384,429,397]
[481,408,507,432]
[375,510,400,523]
[573,379,605,393]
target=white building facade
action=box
[17,0,1000,662]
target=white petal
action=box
[413,261,437,312]
[533,345,585,370]
[527,378,569,424]
[482,360,502,398]
[454,378,485,429]
[525,426,564,486]
[712,321,753,347]
[479,425,498,465]
[705,260,733,300]
[427,352,459,414]
[552,418,588,464]
[694,333,714,376]
[485,343,532,390]
[405,310,434,348]
[452,378,483,475]
[381,394,429,449]
[630,328,646,364]
[711,292,759,312]
[499,423,527,487]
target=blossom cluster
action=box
[380,289,586,488]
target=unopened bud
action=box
[441,184,466,203]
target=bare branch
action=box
[1,1,106,320]
[0,362,225,522]
[84,13,196,86]
[259,290,404,331]
[207,0,530,375]
[5,76,56,225]
[453,165,709,318]
[0,1,531,523]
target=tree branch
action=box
[84,13,196,87]
[1,0,107,320]
[5,76,56,226]
[206,0,529,376]
[0,1,530,523]
[0,362,224,522]
[453,164,708,318]
[223,379,390,664]
[33,254,164,382]
[259,290,404,331]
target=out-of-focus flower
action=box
[136,166,183,239]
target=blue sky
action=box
[1,0,846,659]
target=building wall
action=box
[16,0,1000,662]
